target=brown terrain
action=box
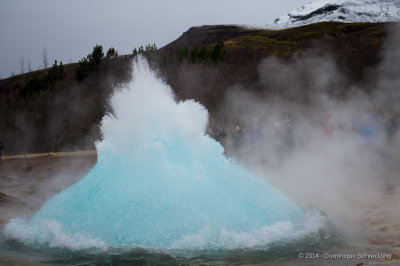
[0,152,96,226]
[0,153,398,265]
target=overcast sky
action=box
[0,0,310,78]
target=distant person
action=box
[357,115,376,139]
[280,119,295,157]
[283,108,293,124]
[323,117,335,139]
[381,112,397,161]
[273,121,283,163]
[207,127,215,139]
[337,116,352,133]
[232,124,244,153]
[384,112,397,141]
[215,127,227,148]
[249,117,263,159]
[0,141,3,160]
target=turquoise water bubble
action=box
[4,58,324,250]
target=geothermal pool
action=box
[1,59,334,264]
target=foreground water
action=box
[1,232,339,265]
[2,58,334,263]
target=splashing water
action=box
[4,59,327,251]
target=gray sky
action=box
[0,0,309,78]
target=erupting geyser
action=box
[4,59,326,250]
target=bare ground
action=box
[0,152,398,265]
[0,152,96,225]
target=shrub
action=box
[75,45,105,81]
[19,60,65,99]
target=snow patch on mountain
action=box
[268,0,400,29]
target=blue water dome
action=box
[4,58,326,251]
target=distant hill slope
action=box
[0,21,397,154]
[159,22,391,88]
[268,0,400,29]
[0,63,78,94]
[160,22,388,57]
[158,25,265,54]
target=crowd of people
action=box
[207,108,398,165]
